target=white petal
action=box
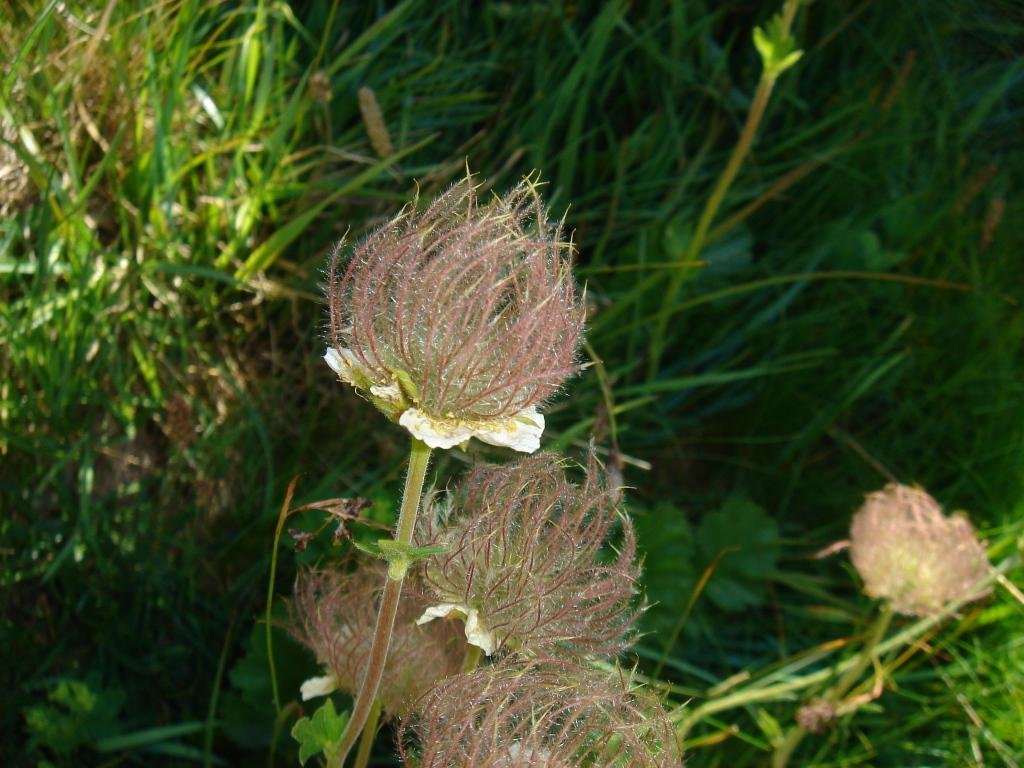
[370,382,402,403]
[399,409,475,450]
[463,609,497,656]
[416,603,496,656]
[398,407,545,453]
[300,674,338,701]
[415,602,467,625]
[323,346,372,387]
[323,346,346,375]
[473,408,544,454]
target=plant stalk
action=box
[266,477,299,714]
[461,643,483,674]
[771,603,893,768]
[330,438,432,767]
[352,698,382,768]
[673,553,1018,739]
[648,0,801,379]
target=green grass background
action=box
[2,0,1022,765]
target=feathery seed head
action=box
[414,453,640,658]
[400,659,684,768]
[849,483,991,616]
[289,563,463,718]
[795,699,836,734]
[325,174,584,453]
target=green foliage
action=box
[752,15,802,79]
[635,497,779,645]
[2,0,1022,765]
[353,538,448,579]
[221,622,313,751]
[23,680,122,757]
[290,699,349,766]
[697,498,780,613]
[633,502,698,638]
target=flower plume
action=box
[289,562,463,717]
[849,483,990,616]
[415,453,640,657]
[400,659,684,767]
[325,174,583,452]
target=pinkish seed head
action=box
[289,562,463,718]
[414,453,640,658]
[326,174,583,435]
[849,483,991,617]
[400,659,684,768]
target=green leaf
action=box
[221,623,314,749]
[754,707,784,744]
[24,679,124,756]
[291,699,349,766]
[697,497,779,612]
[753,15,803,79]
[354,538,447,579]
[633,503,699,637]
[390,368,420,404]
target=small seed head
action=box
[400,659,683,768]
[849,483,991,616]
[415,453,640,657]
[289,563,463,718]
[795,699,836,734]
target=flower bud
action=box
[400,659,683,767]
[325,174,583,453]
[414,453,640,658]
[289,562,463,717]
[849,483,990,616]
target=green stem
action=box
[352,698,382,768]
[329,438,432,767]
[648,0,801,379]
[673,553,1018,739]
[266,478,299,714]
[771,603,893,768]
[461,643,483,674]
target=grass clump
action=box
[2,0,1022,765]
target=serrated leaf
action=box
[633,503,699,636]
[697,497,779,611]
[221,622,316,749]
[291,699,349,766]
[24,679,124,755]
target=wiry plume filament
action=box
[416,453,640,657]
[289,563,462,718]
[327,174,583,422]
[400,659,684,767]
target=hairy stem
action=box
[330,438,432,767]
[352,698,382,768]
[771,603,893,768]
[648,0,801,379]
